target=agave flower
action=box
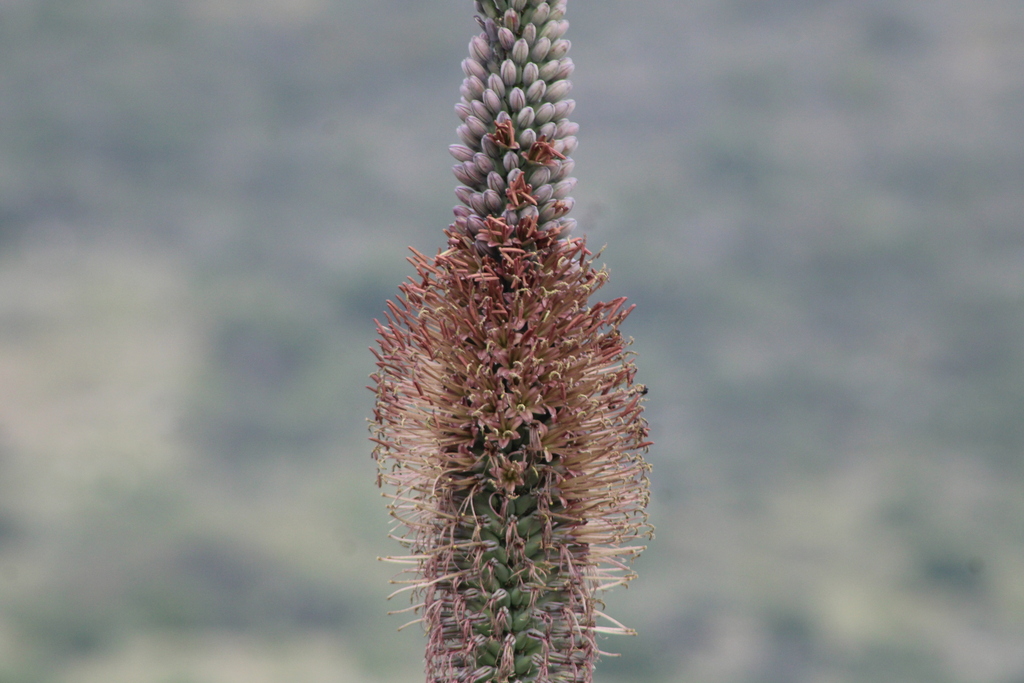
[370,2,652,681]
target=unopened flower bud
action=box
[449,144,474,162]
[529,166,551,186]
[509,87,527,112]
[487,171,506,193]
[498,27,515,51]
[487,73,506,98]
[471,99,492,123]
[533,183,553,204]
[512,39,529,65]
[466,116,489,139]
[526,79,546,103]
[538,121,556,140]
[470,35,491,63]
[532,3,550,25]
[530,37,551,63]
[553,99,575,119]
[522,62,539,86]
[517,106,536,129]
[548,39,570,59]
[473,152,494,175]
[552,177,577,199]
[545,79,571,102]
[454,185,474,205]
[518,128,537,148]
[503,9,520,32]
[462,58,488,81]
[541,19,569,41]
[500,59,518,87]
[555,119,579,138]
[469,191,489,215]
[483,89,503,116]
[522,22,536,45]
[455,102,472,121]
[484,188,505,213]
[534,102,556,125]
[503,150,520,172]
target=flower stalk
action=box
[370,2,652,681]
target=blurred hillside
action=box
[0,1,1022,682]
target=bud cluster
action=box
[450,0,580,260]
[371,3,652,683]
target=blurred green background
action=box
[1,0,1022,681]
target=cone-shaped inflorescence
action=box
[370,2,652,682]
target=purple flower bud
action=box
[529,166,551,186]
[455,102,472,121]
[556,216,576,236]
[462,75,485,100]
[469,191,489,215]
[553,99,575,119]
[494,110,511,125]
[541,19,569,41]
[533,183,554,204]
[534,102,556,125]
[539,59,560,82]
[466,116,488,139]
[452,163,477,186]
[470,35,491,63]
[473,152,495,175]
[522,22,536,45]
[484,188,505,213]
[471,99,493,123]
[487,73,506,98]
[511,0,527,11]
[483,89,503,116]
[526,79,546,103]
[553,157,575,180]
[555,119,579,138]
[538,121,556,140]
[532,3,550,25]
[552,177,577,199]
[509,87,527,112]
[516,106,536,129]
[503,9,520,33]
[522,62,539,86]
[507,168,524,185]
[518,128,537,148]
[453,204,470,218]
[503,208,519,225]
[530,37,551,62]
[498,27,515,51]
[545,79,571,102]
[519,203,539,222]
[467,214,485,236]
[487,170,506,193]
[454,185,474,205]
[548,39,570,59]
[457,124,477,147]
[500,59,518,87]
[512,39,529,65]
[560,135,578,155]
[462,58,488,81]
[555,58,575,80]
[503,150,520,172]
[450,143,475,162]
[481,135,500,157]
